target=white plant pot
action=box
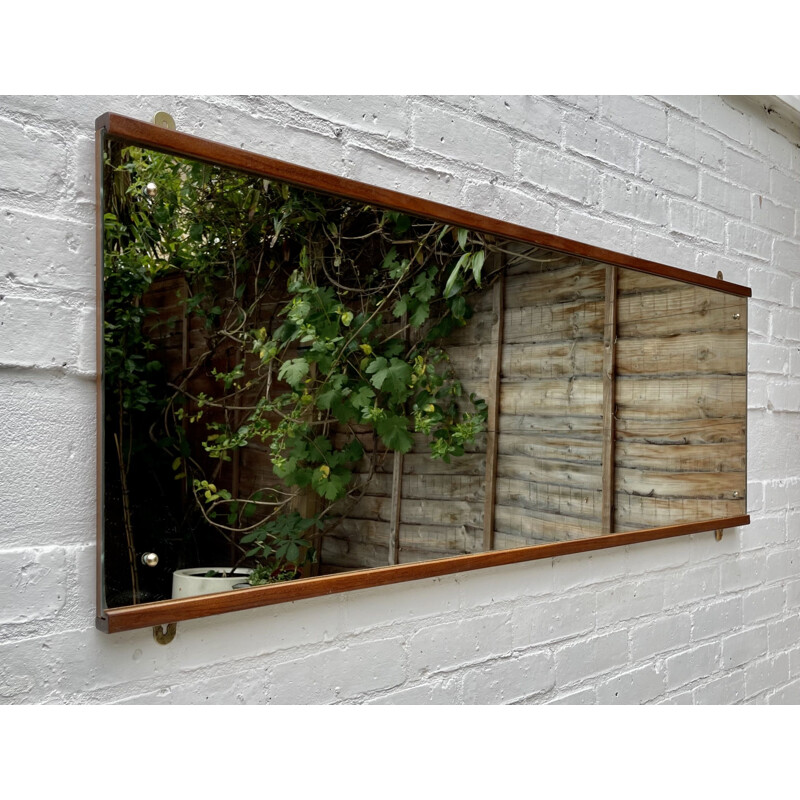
[172,567,253,599]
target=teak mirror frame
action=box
[95,113,751,634]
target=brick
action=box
[721,625,768,669]
[748,412,798,481]
[748,302,770,337]
[601,96,668,143]
[770,308,800,341]
[461,650,554,703]
[691,596,742,641]
[409,611,513,676]
[512,593,595,647]
[366,677,462,704]
[551,547,627,592]
[132,668,268,704]
[638,144,698,197]
[601,173,669,226]
[563,111,637,172]
[726,221,772,260]
[693,669,745,703]
[461,180,556,229]
[660,689,694,704]
[720,550,767,593]
[0,117,67,197]
[699,172,753,218]
[690,525,742,563]
[752,122,797,172]
[742,584,785,625]
[768,677,800,704]
[547,686,597,704]
[0,375,95,547]
[596,663,665,704]
[748,266,793,305]
[700,97,751,145]
[664,564,720,607]
[752,195,795,236]
[626,536,690,574]
[517,141,602,207]
[767,381,800,411]
[660,96,701,117]
[745,653,790,700]
[553,96,600,114]
[750,337,788,376]
[596,575,664,628]
[667,115,725,169]
[766,547,800,583]
[746,481,764,513]
[0,296,80,369]
[175,97,349,178]
[267,637,406,703]
[76,306,96,374]
[0,547,66,624]
[472,96,563,144]
[668,198,725,244]
[412,104,515,174]
[724,146,771,191]
[0,210,95,293]
[767,615,800,654]
[744,653,789,697]
[284,95,410,140]
[555,629,629,687]
[694,251,748,286]
[344,145,463,206]
[632,228,698,272]
[556,207,634,254]
[457,560,554,609]
[341,574,460,633]
[629,613,691,661]
[764,479,800,513]
[665,641,720,691]
[769,168,800,207]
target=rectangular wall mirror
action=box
[96,113,750,633]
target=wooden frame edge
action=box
[97,515,749,633]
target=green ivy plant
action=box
[104,143,497,593]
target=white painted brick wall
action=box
[1,94,799,704]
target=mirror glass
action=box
[100,138,747,611]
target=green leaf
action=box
[457,228,468,249]
[409,300,430,327]
[471,250,485,285]
[278,358,310,388]
[392,295,408,318]
[350,384,375,410]
[443,260,463,299]
[376,414,414,453]
[366,357,412,401]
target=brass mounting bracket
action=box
[152,111,176,131]
[715,529,724,541]
[153,622,177,645]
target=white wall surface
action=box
[1,95,798,704]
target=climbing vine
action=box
[104,143,500,591]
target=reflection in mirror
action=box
[101,136,747,613]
